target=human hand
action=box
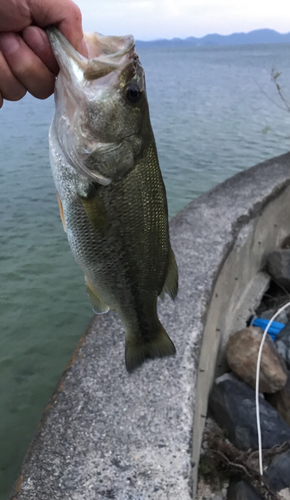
[0,0,87,108]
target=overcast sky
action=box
[78,0,290,40]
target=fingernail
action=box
[0,33,20,55]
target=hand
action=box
[0,0,87,108]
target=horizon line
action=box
[136,27,290,43]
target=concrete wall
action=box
[10,153,290,500]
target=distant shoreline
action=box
[136,28,290,47]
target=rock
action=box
[267,373,290,426]
[275,322,290,369]
[279,488,290,500]
[266,249,290,291]
[209,373,290,451]
[266,450,290,491]
[226,326,287,393]
[227,480,262,499]
[282,235,290,249]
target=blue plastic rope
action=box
[252,318,285,341]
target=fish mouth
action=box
[46,27,136,84]
[47,27,138,185]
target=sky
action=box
[78,0,290,41]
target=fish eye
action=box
[125,83,143,103]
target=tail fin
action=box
[125,323,176,373]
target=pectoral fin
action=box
[56,192,66,232]
[85,276,110,314]
[77,184,108,234]
[160,247,178,301]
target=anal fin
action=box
[85,276,110,314]
[161,247,178,301]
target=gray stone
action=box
[209,373,290,451]
[227,480,263,500]
[267,250,290,291]
[275,322,290,369]
[267,373,290,426]
[266,450,290,491]
[226,326,287,393]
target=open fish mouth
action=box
[47,27,144,186]
[46,27,136,85]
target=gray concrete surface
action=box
[10,153,290,500]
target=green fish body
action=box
[48,28,178,371]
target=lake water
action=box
[1,43,290,498]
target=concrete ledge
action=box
[10,153,290,500]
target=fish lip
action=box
[46,26,88,77]
[46,26,136,81]
[84,32,135,59]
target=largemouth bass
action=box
[47,28,178,372]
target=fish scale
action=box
[47,27,178,372]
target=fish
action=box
[47,27,178,372]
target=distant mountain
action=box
[136,29,290,48]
